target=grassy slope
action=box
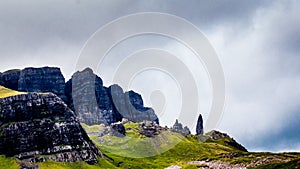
[0,123,299,169]
[0,87,299,168]
[0,86,25,98]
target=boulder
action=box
[139,120,163,137]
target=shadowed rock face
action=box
[0,72,3,86]
[0,93,102,164]
[2,69,21,90]
[171,119,191,137]
[196,114,204,135]
[1,67,66,101]
[66,68,158,125]
[1,67,159,126]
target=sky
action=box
[0,0,300,152]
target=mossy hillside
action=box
[81,123,105,134]
[0,155,19,169]
[86,122,244,168]
[0,121,300,168]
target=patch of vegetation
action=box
[81,123,105,134]
[0,155,19,169]
[0,86,26,99]
[38,158,117,169]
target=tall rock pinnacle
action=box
[196,114,204,135]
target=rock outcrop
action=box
[65,68,119,125]
[171,119,191,136]
[205,130,247,152]
[1,67,159,126]
[2,69,21,90]
[139,121,165,137]
[196,114,204,135]
[1,67,66,101]
[0,93,102,164]
[0,72,3,86]
[66,68,158,125]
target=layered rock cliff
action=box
[1,67,159,126]
[66,68,158,125]
[1,67,66,101]
[0,92,102,164]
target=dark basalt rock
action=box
[2,67,159,126]
[196,114,204,135]
[0,93,102,164]
[18,67,66,101]
[65,68,122,125]
[139,121,163,137]
[171,119,191,137]
[1,67,66,101]
[66,68,158,125]
[0,72,3,86]
[2,69,21,90]
[110,122,126,137]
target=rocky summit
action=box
[0,67,159,126]
[1,67,66,101]
[66,68,158,125]
[0,92,102,165]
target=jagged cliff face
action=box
[1,67,66,101]
[66,68,158,125]
[0,72,3,86]
[0,93,101,164]
[1,67,159,126]
[65,68,120,125]
[2,69,21,90]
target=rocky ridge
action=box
[0,92,102,164]
[65,68,158,125]
[171,119,191,137]
[1,67,158,126]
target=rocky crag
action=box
[0,92,102,164]
[1,67,158,126]
[171,119,191,137]
[1,67,66,101]
[196,114,204,135]
[66,68,158,125]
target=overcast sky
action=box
[0,0,300,152]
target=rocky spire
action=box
[171,119,191,136]
[196,114,204,135]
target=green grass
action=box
[81,123,105,133]
[0,86,25,98]
[38,158,117,169]
[0,155,19,169]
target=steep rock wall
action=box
[0,93,102,164]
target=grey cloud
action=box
[0,0,299,152]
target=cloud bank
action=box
[0,0,299,152]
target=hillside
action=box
[0,86,102,168]
[0,67,300,168]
